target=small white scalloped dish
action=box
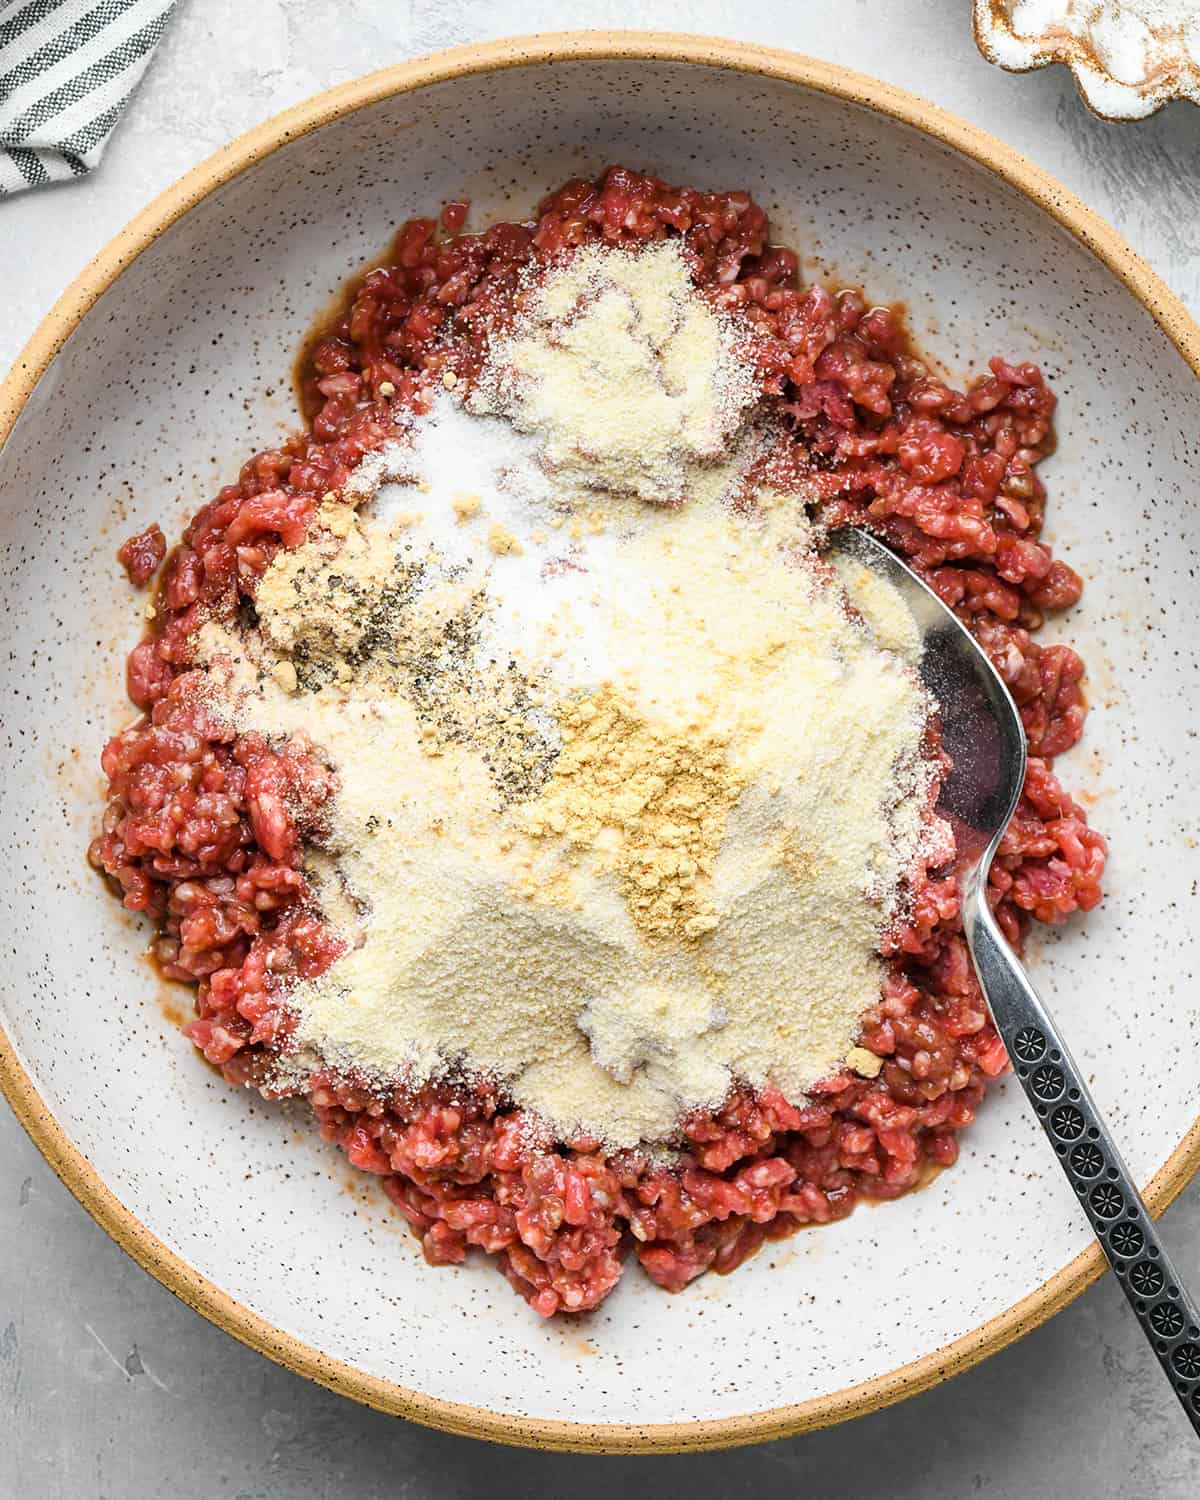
[974,0,1200,118]
[2,36,1200,1452]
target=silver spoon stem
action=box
[964,872,1200,1435]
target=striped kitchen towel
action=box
[0,0,177,197]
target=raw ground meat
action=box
[116,523,166,587]
[94,167,1106,1316]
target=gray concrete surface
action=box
[3,1,1200,1494]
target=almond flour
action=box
[469,238,760,504]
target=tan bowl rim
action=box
[2,29,1199,1456]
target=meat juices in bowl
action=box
[91,167,1104,1318]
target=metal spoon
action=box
[831,526,1200,1435]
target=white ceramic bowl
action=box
[2,34,1199,1454]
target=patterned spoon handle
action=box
[966,896,1200,1437]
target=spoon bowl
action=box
[830,527,1027,873]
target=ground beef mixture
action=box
[92,167,1107,1317]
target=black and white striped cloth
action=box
[0,0,177,197]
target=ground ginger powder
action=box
[521,686,744,942]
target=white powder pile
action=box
[469,238,761,504]
[190,239,943,1153]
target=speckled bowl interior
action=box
[2,47,1199,1442]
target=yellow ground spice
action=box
[520,686,745,942]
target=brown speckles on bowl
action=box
[1,31,1200,1454]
